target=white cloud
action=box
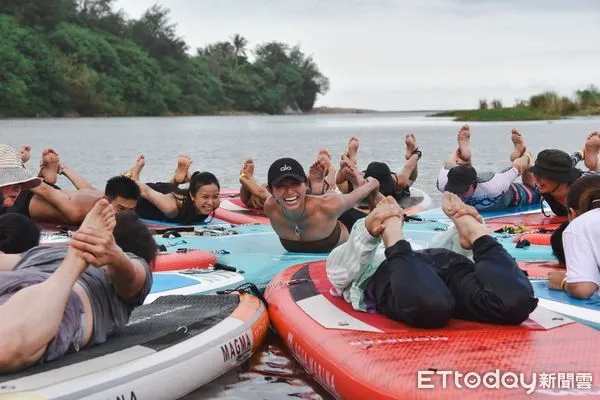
[115,0,600,110]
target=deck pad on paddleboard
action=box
[147,269,246,302]
[0,294,269,400]
[266,261,600,399]
[155,224,326,287]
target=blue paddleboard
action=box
[531,280,600,330]
[154,224,327,288]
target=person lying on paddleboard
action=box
[238,148,337,211]
[260,157,380,253]
[3,144,144,226]
[437,126,539,212]
[0,145,42,213]
[327,192,538,328]
[336,134,421,202]
[529,132,600,218]
[125,154,221,224]
[0,199,156,372]
[547,174,600,300]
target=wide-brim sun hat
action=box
[0,144,42,190]
[528,149,582,184]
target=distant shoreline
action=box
[428,107,600,122]
[428,107,564,122]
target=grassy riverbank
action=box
[430,87,600,121]
[429,107,562,121]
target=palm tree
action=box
[230,34,248,69]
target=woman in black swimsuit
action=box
[135,171,221,224]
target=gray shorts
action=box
[0,270,86,363]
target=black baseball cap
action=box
[364,162,397,196]
[444,165,477,195]
[268,158,307,187]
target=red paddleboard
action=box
[519,261,564,279]
[153,249,216,272]
[485,213,567,231]
[266,261,600,399]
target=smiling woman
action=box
[262,157,380,253]
[0,145,41,211]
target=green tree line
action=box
[0,0,330,117]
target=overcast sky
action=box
[115,0,600,111]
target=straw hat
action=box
[0,144,42,190]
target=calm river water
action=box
[1,113,598,399]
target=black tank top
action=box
[136,182,209,224]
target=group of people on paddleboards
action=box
[0,125,599,372]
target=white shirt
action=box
[437,165,519,211]
[563,208,600,290]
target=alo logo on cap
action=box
[280,164,292,172]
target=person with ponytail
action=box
[547,174,600,299]
[133,169,220,224]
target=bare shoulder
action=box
[308,193,342,214]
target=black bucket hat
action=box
[528,149,582,183]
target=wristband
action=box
[560,277,567,291]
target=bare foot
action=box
[78,198,115,233]
[70,198,117,267]
[442,192,486,249]
[346,136,360,164]
[19,145,31,164]
[173,154,193,184]
[240,159,256,181]
[584,131,600,171]
[456,125,471,163]
[317,149,336,189]
[510,129,527,162]
[40,148,61,185]
[341,158,364,189]
[129,154,145,181]
[308,160,327,195]
[405,133,417,160]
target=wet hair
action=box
[550,221,569,265]
[0,213,40,253]
[173,171,220,224]
[566,174,600,214]
[105,176,141,201]
[113,211,157,268]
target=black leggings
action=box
[365,236,537,328]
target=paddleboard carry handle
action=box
[213,263,237,272]
[218,282,268,309]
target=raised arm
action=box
[69,226,149,301]
[136,181,178,218]
[329,177,379,216]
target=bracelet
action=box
[560,277,567,291]
[239,173,246,180]
[524,152,533,166]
